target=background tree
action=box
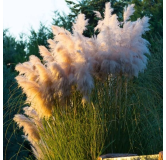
[130,0,163,39]
[64,0,162,39]
[26,23,53,59]
[3,29,27,71]
[52,11,73,32]
[64,0,131,36]
[3,30,31,160]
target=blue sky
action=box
[3,0,74,39]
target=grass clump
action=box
[10,2,162,160]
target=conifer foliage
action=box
[13,3,150,159]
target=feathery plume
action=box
[23,107,43,128]
[15,76,52,117]
[13,114,40,142]
[29,55,41,65]
[123,4,135,22]
[94,2,114,31]
[52,25,64,36]
[72,14,89,34]
[23,106,39,118]
[15,63,38,81]
[39,46,54,62]
[15,63,32,75]
[31,144,44,160]
[35,63,52,86]
[47,39,57,52]
[93,11,102,19]
[104,2,114,26]
[141,16,150,33]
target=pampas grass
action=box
[11,2,162,160]
[14,1,150,115]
